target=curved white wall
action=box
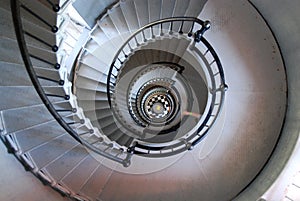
[235,0,300,200]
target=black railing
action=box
[10,0,132,167]
[11,0,227,162]
[107,17,212,106]
[106,17,228,157]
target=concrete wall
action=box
[235,1,300,200]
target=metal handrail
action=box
[106,17,228,156]
[11,0,227,161]
[11,0,131,167]
[107,17,211,106]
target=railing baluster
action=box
[46,94,70,100]
[30,54,60,69]
[105,17,227,156]
[141,30,147,42]
[21,4,58,33]
[45,0,60,12]
[188,21,195,37]
[25,31,58,52]
[12,0,130,167]
[169,21,173,34]
[179,20,184,34]
[150,26,155,38]
[134,36,139,46]
[37,76,64,85]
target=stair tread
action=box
[148,0,162,22]
[108,6,130,38]
[83,109,112,122]
[134,0,149,27]
[0,62,31,86]
[28,134,78,168]
[80,52,110,75]
[120,0,139,32]
[0,37,23,64]
[77,100,110,111]
[76,64,108,83]
[79,164,114,199]
[108,129,124,141]
[28,45,59,65]
[76,88,107,101]
[0,86,42,110]
[76,85,106,94]
[2,104,54,133]
[115,134,133,147]
[44,145,89,182]
[61,155,100,193]
[13,120,66,152]
[75,75,107,90]
[20,0,58,31]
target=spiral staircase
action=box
[0,0,299,201]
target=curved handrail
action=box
[11,0,131,167]
[107,17,210,106]
[11,0,83,144]
[106,17,228,156]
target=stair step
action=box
[174,37,191,61]
[0,62,31,86]
[76,64,108,83]
[35,66,61,83]
[2,104,54,134]
[101,123,119,135]
[80,53,110,75]
[77,100,110,111]
[28,45,59,67]
[91,115,114,129]
[124,137,134,147]
[23,19,58,52]
[44,86,66,97]
[89,28,110,47]
[64,113,82,124]
[166,38,181,62]
[76,88,107,101]
[89,42,115,69]
[19,0,58,31]
[97,117,115,130]
[13,120,66,153]
[134,0,149,27]
[0,4,59,49]
[172,0,191,31]
[79,164,114,199]
[0,86,42,111]
[76,84,106,94]
[27,134,78,168]
[97,16,120,42]
[185,0,207,17]
[162,0,176,18]
[108,129,124,141]
[83,109,112,122]
[116,135,133,147]
[120,0,139,32]
[0,0,10,11]
[108,6,130,40]
[75,76,107,91]
[60,155,100,194]
[0,7,17,40]
[44,145,88,182]
[174,0,190,16]
[0,37,23,64]
[148,0,162,22]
